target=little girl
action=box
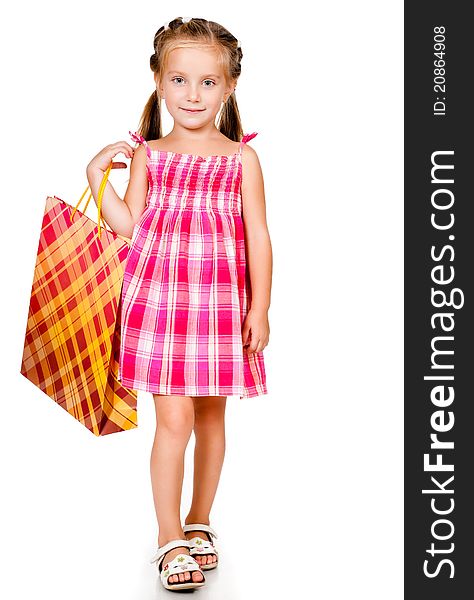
[86,16,272,592]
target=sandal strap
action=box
[149,538,191,565]
[182,523,218,540]
[187,536,219,554]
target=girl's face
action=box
[156,46,235,132]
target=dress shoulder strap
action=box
[129,130,151,159]
[239,131,258,154]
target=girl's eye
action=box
[171,77,215,87]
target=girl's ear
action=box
[224,80,237,102]
[154,74,163,94]
[155,86,164,99]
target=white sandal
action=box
[149,538,206,591]
[182,523,219,571]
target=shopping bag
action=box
[20,161,139,436]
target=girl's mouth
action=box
[180,108,205,113]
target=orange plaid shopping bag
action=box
[20,161,138,436]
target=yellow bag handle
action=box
[70,161,113,238]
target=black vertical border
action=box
[405,3,473,597]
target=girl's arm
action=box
[86,143,148,238]
[241,144,273,353]
[241,144,273,313]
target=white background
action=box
[0,1,403,598]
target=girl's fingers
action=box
[109,142,136,159]
[115,142,136,153]
[241,325,250,346]
[248,337,260,354]
[252,336,268,353]
[242,325,270,353]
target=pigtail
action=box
[217,92,243,142]
[137,90,163,142]
[135,45,165,141]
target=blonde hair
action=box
[136,17,244,142]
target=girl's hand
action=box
[86,140,136,173]
[241,308,270,354]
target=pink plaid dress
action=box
[117,130,267,399]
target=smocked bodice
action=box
[129,131,258,216]
[145,151,243,215]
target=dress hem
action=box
[117,375,267,399]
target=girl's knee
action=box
[193,396,227,423]
[153,394,195,436]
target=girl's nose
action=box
[187,87,201,101]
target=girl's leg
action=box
[151,393,203,584]
[184,395,227,567]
